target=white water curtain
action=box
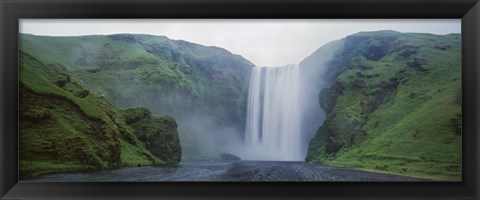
[245,65,302,161]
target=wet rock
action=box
[221,153,242,161]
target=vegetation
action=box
[19,30,462,181]
[305,31,462,181]
[19,36,182,178]
[20,33,254,159]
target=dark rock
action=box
[397,45,419,58]
[407,58,429,72]
[123,107,152,125]
[369,78,398,111]
[362,42,390,61]
[400,49,418,57]
[53,74,70,88]
[320,81,346,114]
[348,129,367,146]
[74,89,89,98]
[221,153,242,161]
[356,72,380,79]
[408,92,418,98]
[386,78,399,89]
[371,90,389,110]
[352,79,366,88]
[179,64,193,75]
[325,141,343,155]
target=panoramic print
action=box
[19,19,461,181]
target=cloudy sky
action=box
[20,19,460,67]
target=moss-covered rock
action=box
[19,33,254,159]
[123,108,182,163]
[305,31,462,180]
[123,107,152,125]
[19,48,182,178]
[19,85,120,177]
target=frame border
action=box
[1,0,479,199]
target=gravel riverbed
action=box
[27,160,428,182]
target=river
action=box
[26,161,428,182]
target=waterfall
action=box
[244,64,302,161]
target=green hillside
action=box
[19,49,181,178]
[20,30,462,181]
[305,31,462,180]
[20,34,254,159]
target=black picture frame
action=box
[1,0,479,199]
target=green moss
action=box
[119,139,164,166]
[19,40,183,178]
[125,110,182,164]
[19,81,181,178]
[306,31,461,181]
[20,33,253,159]
[20,160,96,179]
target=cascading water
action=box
[244,64,302,161]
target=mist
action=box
[238,40,339,161]
[297,39,346,157]
[143,58,336,161]
[174,112,245,160]
[118,87,249,160]
[68,33,343,162]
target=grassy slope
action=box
[19,37,181,178]
[306,31,461,180]
[20,33,254,159]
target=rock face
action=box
[20,33,255,160]
[297,39,346,156]
[304,31,462,180]
[124,108,182,163]
[20,85,121,172]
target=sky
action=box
[20,19,460,67]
